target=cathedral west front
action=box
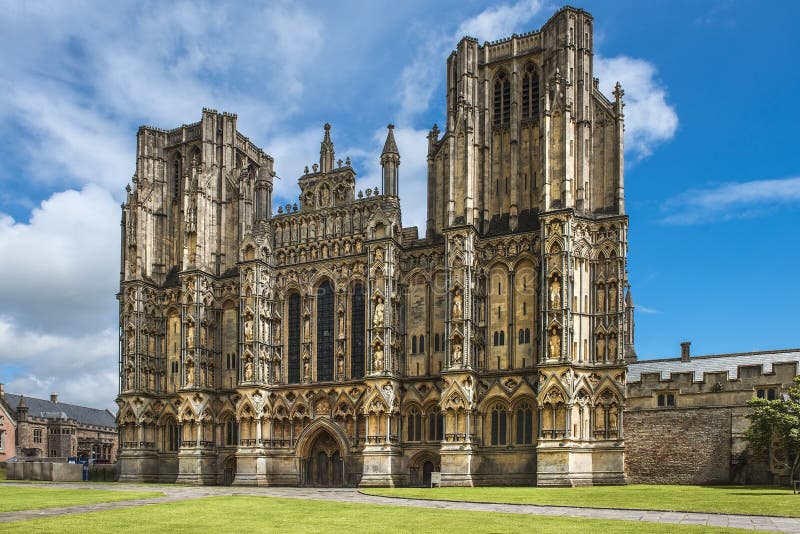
[117,6,635,487]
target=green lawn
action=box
[0,486,163,512]
[0,495,751,533]
[364,485,800,517]
[0,465,6,480]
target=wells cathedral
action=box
[116,6,799,487]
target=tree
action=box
[745,376,800,484]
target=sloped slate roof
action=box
[628,349,800,383]
[4,393,116,429]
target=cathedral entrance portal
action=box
[303,430,344,487]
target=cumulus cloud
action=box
[660,176,800,225]
[0,186,121,409]
[594,55,679,159]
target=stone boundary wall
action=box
[624,407,731,484]
[7,461,83,481]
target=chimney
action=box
[50,392,58,403]
[0,383,4,398]
[680,341,691,362]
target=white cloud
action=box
[660,176,800,225]
[0,185,120,333]
[594,55,679,159]
[0,185,121,410]
[0,317,119,411]
[637,305,662,315]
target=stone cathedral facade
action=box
[117,6,634,487]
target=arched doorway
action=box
[223,456,236,486]
[305,430,344,486]
[422,460,435,487]
[409,451,440,487]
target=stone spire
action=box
[320,123,335,173]
[380,124,400,196]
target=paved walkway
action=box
[1,482,799,532]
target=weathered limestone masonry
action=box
[116,6,633,487]
[626,348,800,485]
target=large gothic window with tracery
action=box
[351,283,365,378]
[515,402,533,445]
[490,403,507,445]
[288,293,301,383]
[493,71,511,127]
[316,281,335,381]
[521,64,540,122]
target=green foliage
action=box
[0,495,749,534]
[365,485,800,517]
[0,486,163,512]
[745,376,800,480]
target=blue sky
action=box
[0,0,798,409]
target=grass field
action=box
[0,485,163,512]
[0,495,753,533]
[0,465,6,480]
[364,485,800,517]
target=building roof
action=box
[627,349,800,383]
[3,393,116,429]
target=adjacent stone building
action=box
[625,345,800,485]
[0,387,117,462]
[117,6,631,487]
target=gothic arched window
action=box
[419,335,425,353]
[412,336,417,354]
[434,333,440,352]
[172,154,182,200]
[428,406,444,441]
[518,329,525,345]
[407,407,422,442]
[493,71,511,127]
[521,64,540,122]
[316,281,335,381]
[351,284,365,378]
[288,293,301,384]
[515,402,533,445]
[491,403,507,445]
[525,328,531,344]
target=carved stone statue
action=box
[186,361,195,384]
[337,357,344,376]
[244,358,253,381]
[549,329,560,357]
[186,322,195,348]
[608,334,617,357]
[550,277,561,308]
[303,359,310,379]
[452,343,463,365]
[452,289,463,320]
[244,318,253,342]
[609,409,618,430]
[596,285,605,311]
[199,325,207,347]
[127,331,135,353]
[609,284,617,311]
[273,360,281,382]
[304,314,311,340]
[126,365,134,390]
[373,346,384,371]
[373,296,384,328]
[596,334,606,359]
